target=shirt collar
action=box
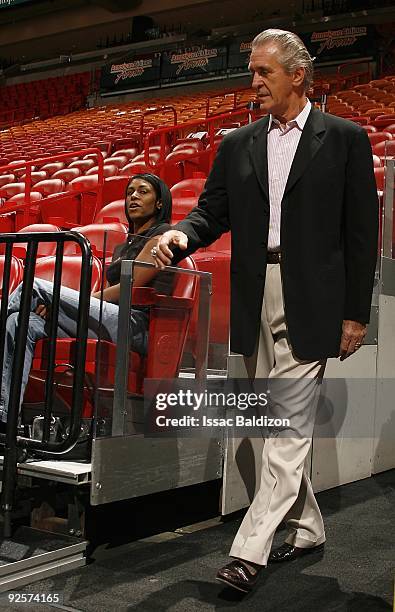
[268,99,311,133]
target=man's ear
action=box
[156,199,162,209]
[292,66,305,88]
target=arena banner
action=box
[100,52,161,92]
[0,0,31,7]
[302,26,377,61]
[228,36,253,73]
[161,44,227,84]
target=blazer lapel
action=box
[249,116,269,204]
[283,107,326,197]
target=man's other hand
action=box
[153,230,188,269]
[339,319,367,360]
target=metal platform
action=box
[0,526,86,592]
[0,456,91,486]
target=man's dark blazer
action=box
[174,106,379,360]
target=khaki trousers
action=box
[229,263,326,566]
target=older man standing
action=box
[153,29,378,592]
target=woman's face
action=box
[125,178,161,231]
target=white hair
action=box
[252,29,314,91]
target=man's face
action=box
[248,43,298,117]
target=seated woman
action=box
[0,173,173,425]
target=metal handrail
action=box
[142,107,258,178]
[0,231,92,537]
[140,106,177,156]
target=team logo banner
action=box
[302,26,376,61]
[100,52,161,92]
[161,44,227,83]
[228,36,253,72]
[0,0,31,8]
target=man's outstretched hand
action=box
[152,230,189,269]
[339,319,367,360]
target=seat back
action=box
[0,182,25,198]
[52,168,81,182]
[121,162,151,177]
[68,174,99,192]
[170,177,206,198]
[69,159,96,172]
[72,222,128,257]
[34,254,102,292]
[104,155,128,169]
[20,171,48,185]
[373,140,395,157]
[39,162,66,175]
[0,255,23,295]
[93,200,127,224]
[8,191,43,204]
[86,164,118,178]
[103,176,129,205]
[15,224,61,258]
[368,132,392,147]
[0,174,16,187]
[34,179,66,196]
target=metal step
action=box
[0,526,87,592]
[0,455,91,486]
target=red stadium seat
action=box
[373,155,382,167]
[0,174,16,187]
[103,176,129,205]
[34,254,102,292]
[86,164,118,177]
[0,255,23,295]
[7,191,43,204]
[52,168,82,182]
[68,175,99,192]
[15,223,62,258]
[20,171,48,185]
[112,148,138,160]
[170,177,206,199]
[172,195,197,221]
[121,162,152,176]
[173,138,204,152]
[71,222,128,257]
[368,132,392,147]
[0,183,26,198]
[104,155,128,169]
[39,162,66,175]
[83,152,108,161]
[68,159,96,172]
[93,200,127,225]
[34,179,66,196]
[373,140,395,158]
[39,192,85,228]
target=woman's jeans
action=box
[0,279,149,423]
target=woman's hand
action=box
[35,304,49,320]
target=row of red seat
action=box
[0,72,95,127]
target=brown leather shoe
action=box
[268,542,325,563]
[216,560,261,593]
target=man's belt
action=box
[266,251,281,264]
